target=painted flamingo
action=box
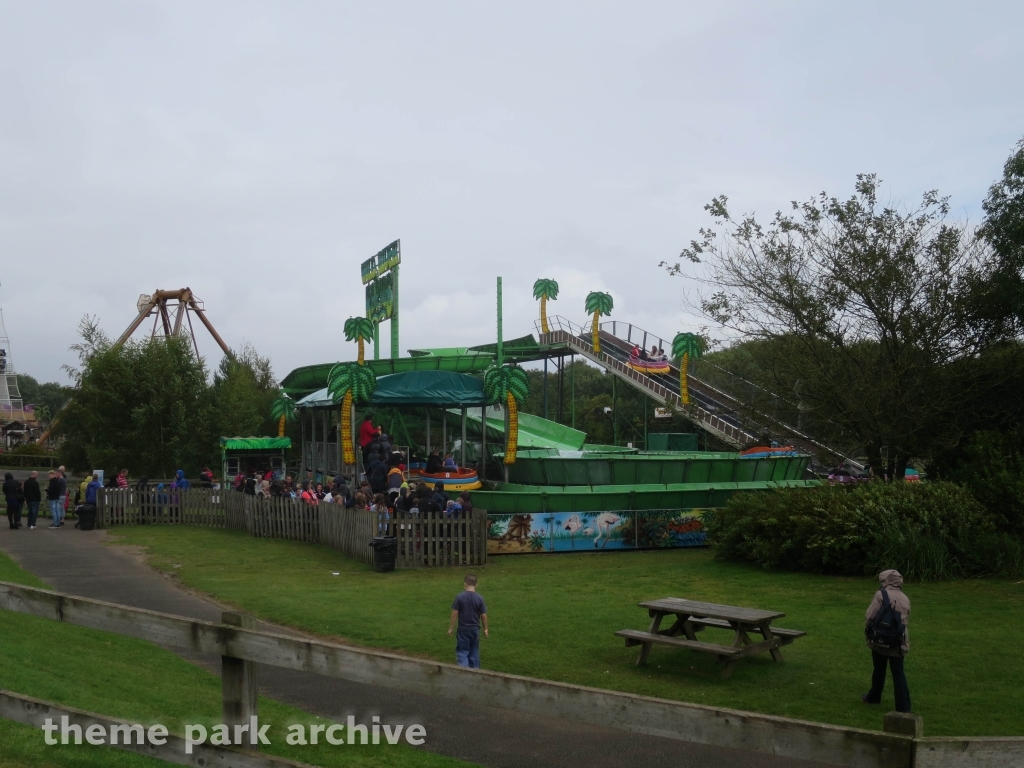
[563,514,583,548]
[592,512,622,548]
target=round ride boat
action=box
[627,356,671,375]
[411,467,482,491]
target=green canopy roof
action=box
[219,437,292,451]
[279,335,553,399]
[297,370,487,408]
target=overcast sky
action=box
[2,1,1022,385]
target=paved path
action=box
[0,523,831,768]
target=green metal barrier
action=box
[504,452,809,486]
[472,479,818,514]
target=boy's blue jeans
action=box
[49,500,63,524]
[455,627,480,668]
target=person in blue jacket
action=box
[172,469,190,490]
[84,474,101,505]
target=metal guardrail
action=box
[538,323,752,448]
[539,315,862,467]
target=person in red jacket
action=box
[358,414,381,465]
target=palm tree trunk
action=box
[357,339,365,365]
[680,353,690,405]
[504,392,518,464]
[592,311,601,353]
[278,414,286,437]
[341,391,354,464]
[540,296,549,335]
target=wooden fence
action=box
[320,505,377,567]
[0,579,944,768]
[99,488,225,527]
[382,509,488,568]
[108,489,487,568]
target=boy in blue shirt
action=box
[448,573,488,668]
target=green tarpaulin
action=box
[296,370,487,408]
[220,437,292,451]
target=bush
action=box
[943,429,1024,537]
[705,481,1022,581]
[9,444,55,456]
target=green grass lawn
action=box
[107,525,1024,738]
[0,550,473,768]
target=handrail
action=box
[539,316,861,467]
[538,326,754,448]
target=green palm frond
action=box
[585,291,614,316]
[343,316,375,343]
[483,364,530,405]
[270,395,296,420]
[327,362,377,403]
[671,332,705,360]
[532,278,559,301]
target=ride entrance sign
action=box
[361,240,401,359]
[361,240,401,284]
[365,272,394,323]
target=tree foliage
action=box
[664,174,1020,475]
[15,374,72,415]
[975,137,1024,337]
[212,343,278,439]
[55,320,281,476]
[56,335,216,476]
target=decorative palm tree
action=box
[270,395,296,438]
[327,362,377,464]
[483,364,530,465]
[671,332,705,406]
[532,278,560,335]
[584,291,614,354]
[343,316,375,365]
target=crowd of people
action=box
[3,466,98,529]
[231,466,474,519]
[5,415,476,531]
[227,415,475,525]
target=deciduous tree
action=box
[664,174,1018,477]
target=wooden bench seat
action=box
[614,629,741,657]
[686,617,806,639]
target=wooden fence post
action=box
[221,611,259,748]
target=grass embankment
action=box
[109,525,1024,737]
[0,551,473,768]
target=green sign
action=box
[366,272,395,323]
[361,240,401,285]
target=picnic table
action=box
[615,597,806,679]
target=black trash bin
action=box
[76,504,97,531]
[368,536,397,573]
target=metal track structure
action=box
[116,288,232,358]
[538,316,858,466]
[0,309,28,429]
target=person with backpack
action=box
[367,455,389,494]
[862,569,912,713]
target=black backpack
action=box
[866,589,905,652]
